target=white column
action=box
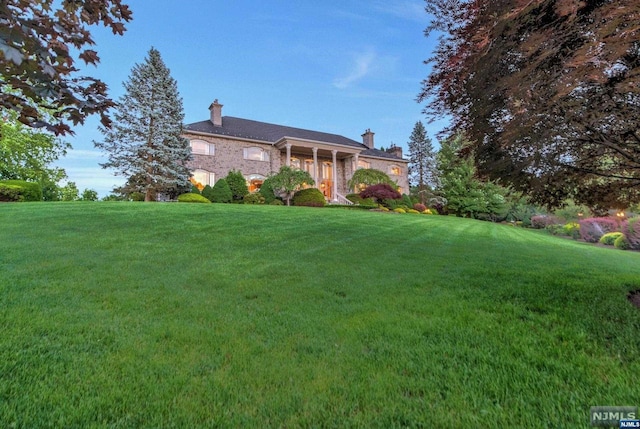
[352,153,359,192]
[285,143,292,167]
[312,147,318,187]
[331,150,338,202]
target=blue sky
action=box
[58,0,446,196]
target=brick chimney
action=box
[209,99,223,127]
[386,144,403,159]
[362,129,374,149]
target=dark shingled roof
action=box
[185,117,365,150]
[360,148,408,161]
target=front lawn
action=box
[1,203,638,427]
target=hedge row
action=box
[0,180,43,202]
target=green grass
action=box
[1,202,639,428]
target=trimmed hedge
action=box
[243,193,265,205]
[614,234,630,250]
[579,217,621,243]
[211,179,232,203]
[177,193,211,203]
[346,193,376,206]
[0,180,42,202]
[292,188,325,207]
[599,232,624,246]
[531,215,559,229]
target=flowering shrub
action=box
[413,203,427,212]
[599,232,623,246]
[531,215,560,229]
[578,217,621,243]
[622,218,640,250]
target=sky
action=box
[57,0,447,197]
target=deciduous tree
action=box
[419,0,640,209]
[0,0,132,135]
[269,166,314,206]
[347,168,395,191]
[95,48,192,201]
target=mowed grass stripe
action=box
[1,202,639,427]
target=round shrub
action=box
[393,208,406,214]
[292,188,325,207]
[599,232,623,246]
[177,193,211,203]
[201,184,214,201]
[614,234,630,250]
[562,222,580,239]
[269,199,284,206]
[243,193,265,205]
[211,178,232,203]
[407,209,420,214]
[258,177,278,204]
[531,215,559,229]
[422,208,434,215]
[413,203,427,212]
[0,184,24,202]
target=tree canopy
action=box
[419,0,640,209]
[95,48,191,201]
[0,0,132,135]
[269,166,314,206]
[347,168,395,191]
[407,121,436,203]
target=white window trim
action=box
[190,139,215,156]
[243,147,270,162]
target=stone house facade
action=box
[183,100,409,202]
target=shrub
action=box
[407,209,420,214]
[190,183,201,194]
[413,203,427,212]
[360,183,401,207]
[130,192,145,202]
[211,179,232,203]
[269,199,284,206]
[243,193,265,205]
[531,215,559,229]
[0,180,42,202]
[579,217,621,243]
[545,224,564,236]
[201,185,215,201]
[393,208,406,214]
[346,193,376,206]
[614,234,630,250]
[599,232,624,246]
[562,222,580,239]
[292,188,325,207]
[422,208,434,214]
[0,184,24,202]
[177,193,211,203]
[258,177,278,204]
[225,170,249,201]
[622,217,640,250]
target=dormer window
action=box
[190,139,215,156]
[243,147,270,162]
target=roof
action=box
[360,148,408,162]
[185,117,365,150]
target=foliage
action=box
[622,218,640,250]
[191,184,202,194]
[60,181,79,201]
[0,0,132,135]
[347,168,395,191]
[553,201,592,223]
[614,234,630,250]
[225,170,249,202]
[243,193,265,205]
[599,232,624,246]
[419,0,640,209]
[393,208,406,214]
[0,118,70,200]
[292,188,325,207]
[346,193,375,206]
[579,217,622,243]
[413,203,427,213]
[177,193,211,203]
[407,121,436,202]
[504,192,540,227]
[407,209,420,214]
[269,199,284,206]
[0,179,42,201]
[80,189,98,201]
[531,215,560,230]
[102,194,126,202]
[269,166,314,206]
[200,185,213,200]
[258,177,279,204]
[95,48,192,201]
[562,222,580,240]
[211,179,232,203]
[360,183,402,208]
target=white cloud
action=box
[333,50,377,89]
[373,0,428,23]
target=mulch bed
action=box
[628,290,640,309]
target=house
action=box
[183,100,409,203]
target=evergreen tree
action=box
[225,170,249,202]
[95,47,192,201]
[407,121,435,204]
[211,179,232,203]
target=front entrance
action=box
[321,162,333,200]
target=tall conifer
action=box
[96,48,191,201]
[407,121,435,203]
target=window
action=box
[243,147,270,162]
[389,165,401,176]
[304,160,315,177]
[290,157,301,170]
[191,169,215,189]
[190,139,214,156]
[246,174,265,193]
[357,159,370,170]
